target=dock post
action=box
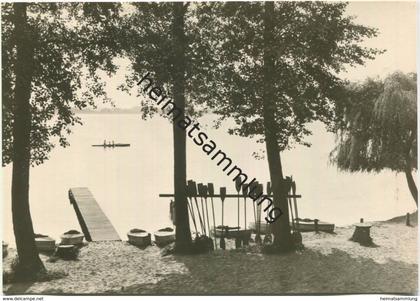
[406,213,411,226]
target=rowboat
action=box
[248,222,271,234]
[293,218,335,233]
[127,229,151,247]
[60,230,84,245]
[212,226,252,239]
[92,143,130,147]
[3,242,8,257]
[249,219,335,233]
[154,227,175,246]
[35,234,56,252]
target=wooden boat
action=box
[154,227,175,246]
[248,222,271,234]
[35,234,56,252]
[293,218,335,233]
[249,219,335,233]
[3,242,8,257]
[60,230,84,245]
[92,143,130,147]
[127,229,151,247]
[212,226,252,239]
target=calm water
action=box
[2,114,415,245]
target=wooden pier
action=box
[68,187,120,242]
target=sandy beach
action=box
[3,215,417,295]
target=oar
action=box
[220,187,226,250]
[235,177,242,230]
[288,181,295,232]
[242,184,250,245]
[197,183,207,236]
[255,183,263,244]
[186,182,198,237]
[264,182,273,242]
[189,180,205,234]
[246,182,257,235]
[208,183,217,249]
[203,184,211,240]
[292,179,300,232]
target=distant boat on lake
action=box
[92,140,130,147]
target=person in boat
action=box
[103,139,106,146]
[112,140,115,147]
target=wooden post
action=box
[360,218,364,223]
[406,213,410,226]
[314,219,319,233]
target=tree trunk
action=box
[171,2,192,253]
[11,3,45,279]
[262,1,293,251]
[405,168,417,207]
[405,130,417,207]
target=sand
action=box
[3,218,417,295]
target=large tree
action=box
[2,2,122,279]
[199,1,382,251]
[330,72,417,206]
[121,2,218,253]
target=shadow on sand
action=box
[120,247,417,295]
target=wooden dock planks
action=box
[68,187,121,242]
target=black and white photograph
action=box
[1,0,418,298]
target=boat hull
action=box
[127,232,151,247]
[35,237,56,252]
[3,242,8,258]
[212,227,252,239]
[154,231,175,246]
[293,221,335,233]
[249,220,335,233]
[248,222,271,234]
[60,233,84,245]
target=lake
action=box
[2,114,415,245]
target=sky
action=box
[100,1,417,109]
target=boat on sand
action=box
[3,242,8,257]
[127,229,151,247]
[60,230,84,245]
[293,218,335,233]
[35,234,56,252]
[248,222,271,234]
[154,227,175,246]
[212,226,252,239]
[249,218,335,233]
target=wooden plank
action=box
[68,187,120,242]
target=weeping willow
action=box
[331,72,417,206]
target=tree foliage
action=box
[197,2,383,152]
[330,72,417,204]
[331,72,417,172]
[119,2,218,119]
[2,3,122,166]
